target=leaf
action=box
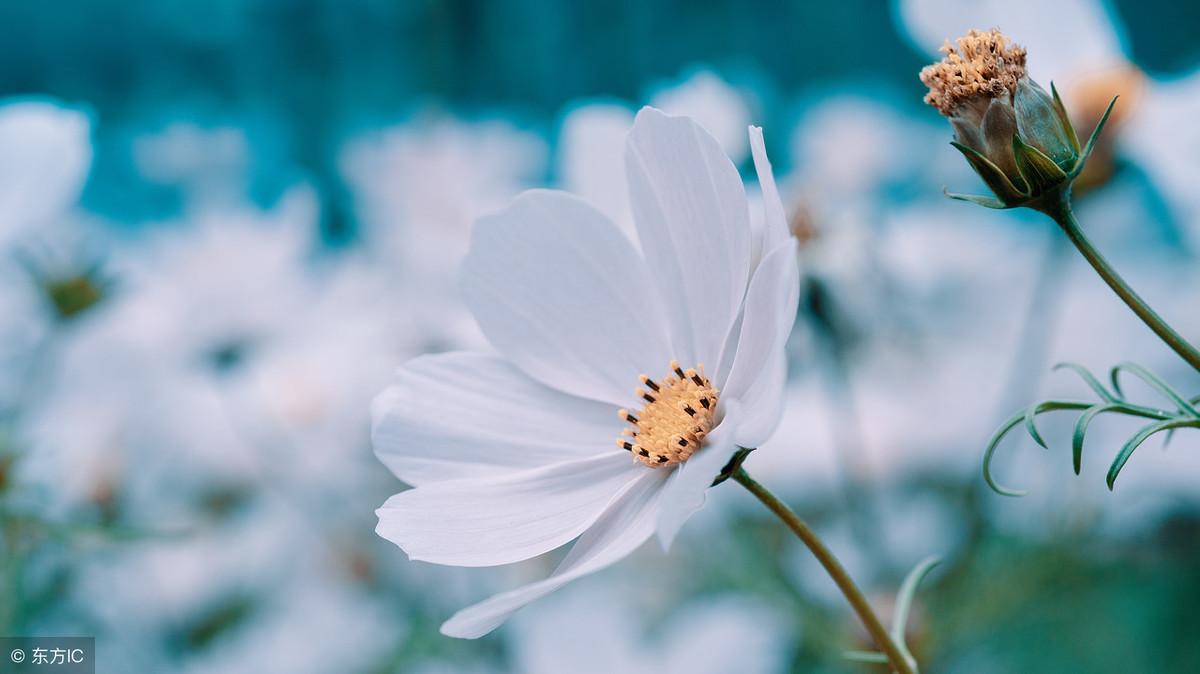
[1110,362,1200,418]
[983,401,1091,496]
[1053,362,1118,402]
[1107,418,1200,490]
[984,413,1030,497]
[1072,404,1122,474]
[1024,401,1051,449]
[1049,81,1082,156]
[892,556,942,654]
[843,651,890,665]
[944,190,1009,209]
[1071,96,1118,179]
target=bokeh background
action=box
[2,1,1199,672]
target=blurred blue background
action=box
[1,1,1200,673]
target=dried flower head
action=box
[919,28,1117,212]
[920,29,1027,117]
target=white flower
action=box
[340,113,546,350]
[372,108,800,638]
[0,99,92,250]
[132,122,250,211]
[0,100,94,407]
[556,69,752,236]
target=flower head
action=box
[372,108,799,638]
[920,29,1115,211]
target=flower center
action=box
[616,360,719,468]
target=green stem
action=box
[733,468,915,674]
[1050,198,1200,373]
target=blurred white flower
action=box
[895,0,1128,85]
[372,108,799,638]
[133,122,250,211]
[341,113,546,350]
[18,189,323,516]
[649,70,754,164]
[76,498,403,674]
[0,100,96,410]
[224,256,411,506]
[340,113,546,274]
[557,103,637,231]
[0,99,92,250]
[511,586,791,674]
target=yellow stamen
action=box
[616,360,719,468]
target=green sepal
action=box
[1012,135,1068,195]
[943,190,1009,209]
[949,141,1027,205]
[711,446,754,487]
[1049,81,1082,157]
[1070,95,1118,179]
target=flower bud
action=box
[920,29,1114,211]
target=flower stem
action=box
[732,468,915,674]
[1048,197,1200,373]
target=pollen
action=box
[919,28,1027,116]
[616,360,718,468]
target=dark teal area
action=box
[0,1,1192,236]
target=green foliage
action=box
[984,361,1200,496]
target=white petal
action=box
[718,240,799,448]
[372,352,621,486]
[461,189,674,407]
[440,468,669,638]
[376,452,640,567]
[749,125,790,257]
[0,102,91,240]
[624,107,752,367]
[654,400,742,549]
[730,349,789,449]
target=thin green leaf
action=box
[892,556,941,654]
[983,401,1091,496]
[1024,401,1054,449]
[1053,362,1118,402]
[1071,95,1118,178]
[984,413,1029,497]
[1049,81,1082,155]
[1072,404,1122,474]
[1107,418,1200,490]
[944,190,1009,209]
[1110,362,1199,417]
[843,651,890,665]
